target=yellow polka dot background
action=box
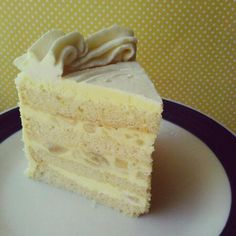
[0,0,235,132]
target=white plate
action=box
[0,120,231,236]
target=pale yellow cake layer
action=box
[33,163,150,216]
[17,74,162,133]
[27,144,150,198]
[21,105,157,149]
[21,106,156,162]
[27,141,151,194]
[28,140,152,185]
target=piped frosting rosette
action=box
[14,25,137,79]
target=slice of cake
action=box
[14,25,163,216]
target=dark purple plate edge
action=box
[0,107,21,143]
[163,100,236,236]
[0,100,235,235]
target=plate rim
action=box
[0,99,235,236]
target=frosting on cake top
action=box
[13,25,137,79]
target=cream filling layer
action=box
[48,164,146,206]
[28,139,150,187]
[21,104,156,151]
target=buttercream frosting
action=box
[13,25,137,80]
[64,62,162,103]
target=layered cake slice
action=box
[14,25,163,216]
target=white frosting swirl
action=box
[13,25,137,79]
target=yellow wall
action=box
[0,0,235,132]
